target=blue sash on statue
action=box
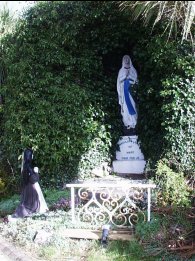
[124,79,136,115]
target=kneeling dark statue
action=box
[9,148,48,220]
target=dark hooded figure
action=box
[10,148,48,219]
[22,148,35,186]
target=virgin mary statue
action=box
[117,55,138,129]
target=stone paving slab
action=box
[0,236,39,261]
[0,249,12,261]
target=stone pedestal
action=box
[112,136,146,174]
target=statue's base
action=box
[112,135,146,175]
[112,160,146,174]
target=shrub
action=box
[134,37,195,174]
[161,53,195,174]
[154,161,190,207]
[135,213,163,241]
[0,177,5,192]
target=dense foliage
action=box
[134,38,195,174]
[0,1,194,195]
[154,161,190,206]
[0,1,148,188]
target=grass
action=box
[87,240,156,261]
[0,194,20,216]
[0,187,70,216]
[0,188,153,260]
[0,208,152,261]
[43,187,70,206]
[0,188,194,260]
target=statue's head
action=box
[34,167,39,173]
[122,55,131,69]
[23,148,33,163]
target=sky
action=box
[0,1,35,17]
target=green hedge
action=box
[0,1,194,193]
[134,38,195,174]
[0,1,148,188]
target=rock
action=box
[33,229,52,244]
[91,162,111,177]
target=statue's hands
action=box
[125,69,130,78]
[29,168,34,176]
[119,74,127,82]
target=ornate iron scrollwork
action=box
[77,187,146,228]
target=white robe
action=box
[117,55,138,128]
